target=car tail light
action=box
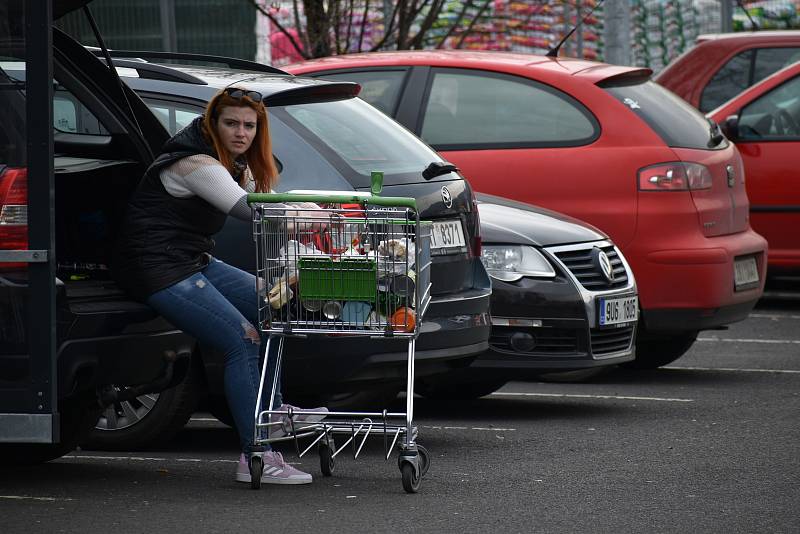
[0,167,28,270]
[638,162,712,191]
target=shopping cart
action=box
[246,183,432,493]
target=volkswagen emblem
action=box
[593,248,615,283]
[726,165,735,188]
[441,186,453,209]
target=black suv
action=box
[0,6,489,458]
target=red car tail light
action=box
[638,162,712,191]
[0,168,29,269]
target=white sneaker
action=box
[235,452,312,485]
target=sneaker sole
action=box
[235,473,312,485]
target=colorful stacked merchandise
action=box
[631,0,702,71]
[426,1,605,60]
[734,1,800,30]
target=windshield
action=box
[604,80,727,150]
[272,98,446,188]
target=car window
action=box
[421,70,598,148]
[739,74,800,140]
[753,48,800,89]
[605,80,726,150]
[138,96,412,191]
[316,70,406,116]
[275,98,443,187]
[1,61,109,135]
[700,47,800,113]
[700,50,754,113]
[145,99,201,134]
[53,85,109,135]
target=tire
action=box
[400,461,420,493]
[319,443,335,477]
[249,455,262,490]
[81,354,203,450]
[624,331,699,370]
[416,378,507,401]
[0,397,102,466]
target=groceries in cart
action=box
[264,224,424,332]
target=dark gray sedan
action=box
[417,193,638,399]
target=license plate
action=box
[430,219,466,250]
[734,256,759,290]
[598,295,638,327]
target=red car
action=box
[709,61,800,274]
[287,51,768,368]
[654,31,800,113]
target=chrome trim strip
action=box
[430,289,491,304]
[0,250,48,263]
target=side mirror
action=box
[721,114,740,141]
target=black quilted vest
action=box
[114,117,235,301]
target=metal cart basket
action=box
[247,187,432,493]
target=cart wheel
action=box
[319,443,335,477]
[400,461,420,493]
[417,445,430,477]
[249,455,263,490]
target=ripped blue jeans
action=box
[147,258,281,454]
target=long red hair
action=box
[202,87,278,193]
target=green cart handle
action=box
[247,192,417,211]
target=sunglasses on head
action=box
[224,87,263,103]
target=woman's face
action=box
[215,105,258,157]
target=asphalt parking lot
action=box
[2,289,798,533]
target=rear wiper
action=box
[422,161,459,180]
[707,118,724,147]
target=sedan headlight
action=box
[481,245,556,282]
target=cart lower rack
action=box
[247,190,432,493]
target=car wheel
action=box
[0,396,101,466]
[81,354,203,451]
[416,378,508,400]
[624,331,699,370]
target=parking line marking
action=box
[0,495,73,502]
[422,425,517,431]
[666,366,800,374]
[491,392,694,402]
[697,336,800,344]
[749,313,800,320]
[63,455,237,464]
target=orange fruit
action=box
[390,307,416,333]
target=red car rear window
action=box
[603,80,726,151]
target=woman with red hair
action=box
[114,86,326,485]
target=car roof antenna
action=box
[735,0,759,30]
[546,0,605,58]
